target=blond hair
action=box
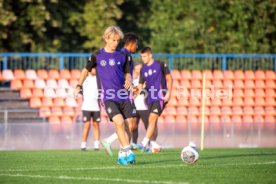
[103,26,124,41]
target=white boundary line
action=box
[0,173,189,184]
[0,161,275,173]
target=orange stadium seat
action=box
[243,116,253,123]
[233,80,244,89]
[187,115,198,124]
[20,88,32,98]
[266,80,275,89]
[165,107,177,115]
[191,80,201,88]
[53,98,65,107]
[255,80,265,89]
[32,88,44,98]
[180,70,191,80]
[265,70,276,80]
[180,80,190,88]
[211,98,222,107]
[264,116,275,123]
[46,79,58,89]
[14,69,25,80]
[244,97,254,107]
[172,80,180,89]
[48,69,60,79]
[220,115,231,123]
[265,97,275,106]
[213,80,223,88]
[255,97,265,107]
[167,97,178,107]
[192,70,202,80]
[42,97,54,107]
[177,98,189,107]
[213,70,224,80]
[37,69,48,79]
[71,69,81,80]
[209,115,220,123]
[44,88,56,98]
[171,70,181,80]
[232,97,243,107]
[189,98,201,107]
[65,97,78,107]
[23,79,34,89]
[254,107,265,115]
[176,115,187,123]
[232,107,243,115]
[265,107,276,116]
[210,107,221,116]
[253,115,264,123]
[254,89,264,97]
[61,116,73,123]
[244,89,254,97]
[10,79,23,90]
[60,69,71,80]
[56,88,67,98]
[231,115,242,124]
[221,107,232,116]
[25,70,37,80]
[176,107,188,115]
[244,70,255,80]
[244,80,255,88]
[265,89,275,97]
[51,107,63,116]
[30,97,42,108]
[39,107,51,117]
[202,70,213,80]
[63,107,75,117]
[233,89,244,97]
[224,70,234,80]
[221,98,233,107]
[204,98,211,107]
[255,70,265,80]
[58,79,70,89]
[2,70,14,80]
[48,116,61,124]
[223,80,233,88]
[234,70,244,80]
[69,79,78,88]
[188,107,200,116]
[35,79,46,89]
[164,115,175,123]
[243,107,254,115]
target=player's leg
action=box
[131,115,140,149]
[92,111,101,150]
[81,111,92,150]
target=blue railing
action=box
[0,53,276,71]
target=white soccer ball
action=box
[181,143,199,164]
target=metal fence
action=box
[0,53,276,71]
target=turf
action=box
[0,148,275,184]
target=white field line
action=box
[0,161,275,173]
[0,173,189,184]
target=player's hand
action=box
[124,79,132,90]
[73,87,81,99]
[164,92,171,103]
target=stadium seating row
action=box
[1,69,276,81]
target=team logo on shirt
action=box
[144,72,148,77]
[148,69,153,76]
[109,59,115,66]
[100,60,106,66]
[117,62,121,65]
[107,107,112,114]
[153,70,156,73]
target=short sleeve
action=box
[85,55,96,72]
[139,69,145,84]
[123,54,131,74]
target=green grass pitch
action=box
[0,148,275,184]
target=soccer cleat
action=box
[131,143,139,150]
[126,152,136,164]
[100,140,114,157]
[81,148,87,151]
[137,143,150,153]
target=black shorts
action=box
[148,101,167,116]
[136,110,149,129]
[131,102,137,117]
[82,110,101,123]
[104,100,133,121]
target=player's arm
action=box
[135,70,145,98]
[74,55,96,98]
[162,63,173,102]
[123,55,132,90]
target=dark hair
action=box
[141,47,152,54]
[123,32,138,45]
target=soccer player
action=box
[136,47,172,151]
[74,26,135,165]
[100,32,139,154]
[80,69,101,151]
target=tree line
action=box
[0,0,275,53]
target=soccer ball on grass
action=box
[180,143,199,164]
